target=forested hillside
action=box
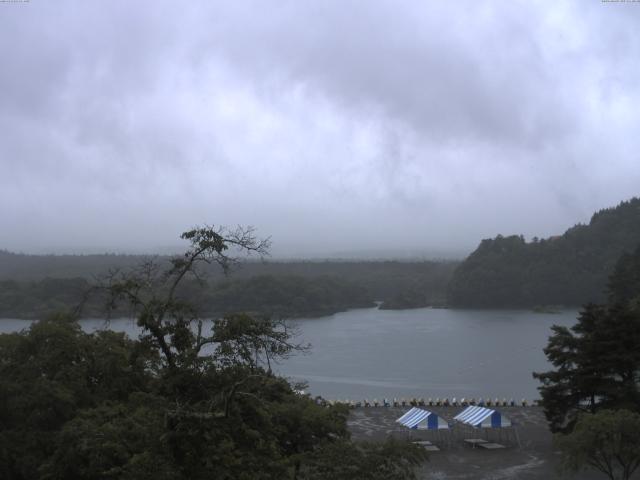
[0,250,145,280]
[448,198,640,307]
[0,227,427,479]
[0,255,457,318]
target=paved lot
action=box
[347,406,619,479]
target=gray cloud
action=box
[1,0,639,257]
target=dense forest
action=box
[0,276,372,320]
[534,243,640,431]
[0,255,456,319]
[448,198,640,308]
[0,228,428,479]
[532,245,640,479]
[3,197,640,316]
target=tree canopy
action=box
[556,409,640,480]
[0,225,427,479]
[449,197,640,308]
[534,245,640,433]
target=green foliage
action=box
[200,275,373,318]
[40,398,175,480]
[0,313,350,479]
[298,438,428,480]
[0,253,458,319]
[556,409,640,480]
[449,197,640,307]
[533,304,640,432]
[0,277,91,319]
[0,227,425,479]
[0,314,156,480]
[608,244,640,308]
[0,274,374,320]
[211,313,300,371]
[534,247,640,433]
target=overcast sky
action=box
[1,1,639,258]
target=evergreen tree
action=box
[0,226,425,479]
[534,246,640,432]
[450,197,640,307]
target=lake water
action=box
[0,307,578,402]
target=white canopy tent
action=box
[396,407,449,430]
[453,405,511,428]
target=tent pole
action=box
[514,426,521,449]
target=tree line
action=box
[535,244,640,479]
[4,198,640,314]
[0,258,456,320]
[0,275,373,320]
[3,222,640,478]
[0,226,427,480]
[449,197,640,308]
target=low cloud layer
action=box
[1,1,639,257]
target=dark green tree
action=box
[534,246,640,432]
[0,314,157,480]
[608,245,640,308]
[1,225,426,479]
[94,225,271,370]
[84,226,352,479]
[298,438,428,480]
[556,409,640,480]
[449,197,640,308]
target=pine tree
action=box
[534,245,640,432]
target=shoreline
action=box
[348,406,602,480]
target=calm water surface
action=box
[1,307,578,401]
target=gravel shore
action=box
[347,406,616,479]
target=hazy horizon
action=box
[3,241,468,260]
[2,1,639,256]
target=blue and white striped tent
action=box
[396,407,449,430]
[453,405,511,428]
